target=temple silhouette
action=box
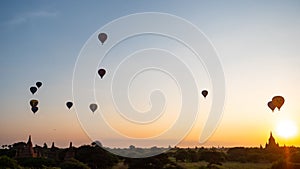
[14,135,74,160]
[15,135,38,158]
[265,132,280,150]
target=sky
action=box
[0,0,300,148]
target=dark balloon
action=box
[272,96,285,110]
[89,103,98,113]
[31,107,38,114]
[30,86,38,95]
[66,101,73,109]
[36,81,42,88]
[202,90,208,98]
[98,68,106,79]
[267,101,276,112]
[30,99,39,107]
[98,33,107,45]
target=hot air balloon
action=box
[31,107,38,114]
[30,99,39,107]
[89,103,98,113]
[98,33,107,45]
[272,96,285,110]
[66,101,73,109]
[98,68,106,79]
[36,81,42,88]
[30,86,38,95]
[202,90,208,98]
[267,101,276,112]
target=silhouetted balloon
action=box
[98,68,106,79]
[31,107,38,114]
[36,81,42,88]
[30,86,37,95]
[267,101,276,112]
[89,103,98,113]
[98,33,107,45]
[30,99,39,107]
[272,96,285,110]
[202,90,208,98]
[66,101,73,109]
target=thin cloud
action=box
[6,11,58,25]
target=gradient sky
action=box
[0,0,300,148]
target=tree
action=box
[124,153,183,169]
[271,159,288,169]
[17,157,55,168]
[75,145,118,169]
[0,155,21,169]
[200,150,225,165]
[175,149,187,162]
[60,158,90,169]
[290,151,300,163]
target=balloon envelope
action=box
[31,107,38,114]
[98,68,106,79]
[267,101,276,112]
[30,87,37,95]
[98,33,107,44]
[30,99,39,107]
[36,81,42,88]
[272,96,285,110]
[89,103,98,113]
[202,90,208,98]
[66,101,73,109]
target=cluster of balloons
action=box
[30,81,42,95]
[29,99,39,113]
[97,33,107,79]
[63,33,106,113]
[29,81,42,114]
[65,101,98,113]
[267,96,285,112]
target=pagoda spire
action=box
[27,135,32,146]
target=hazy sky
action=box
[0,0,300,148]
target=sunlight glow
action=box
[276,119,298,138]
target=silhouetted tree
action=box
[290,151,300,163]
[17,157,55,168]
[60,158,90,169]
[75,144,118,169]
[271,159,288,169]
[124,153,183,169]
[200,150,225,165]
[186,149,199,162]
[175,149,187,162]
[0,155,21,169]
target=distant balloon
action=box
[272,96,285,110]
[89,103,98,113]
[36,81,42,88]
[66,101,73,109]
[30,86,38,95]
[30,99,39,107]
[31,107,38,114]
[202,90,208,98]
[98,68,106,79]
[267,101,276,112]
[98,33,107,45]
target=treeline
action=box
[0,142,118,169]
[1,145,300,169]
[167,146,300,169]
